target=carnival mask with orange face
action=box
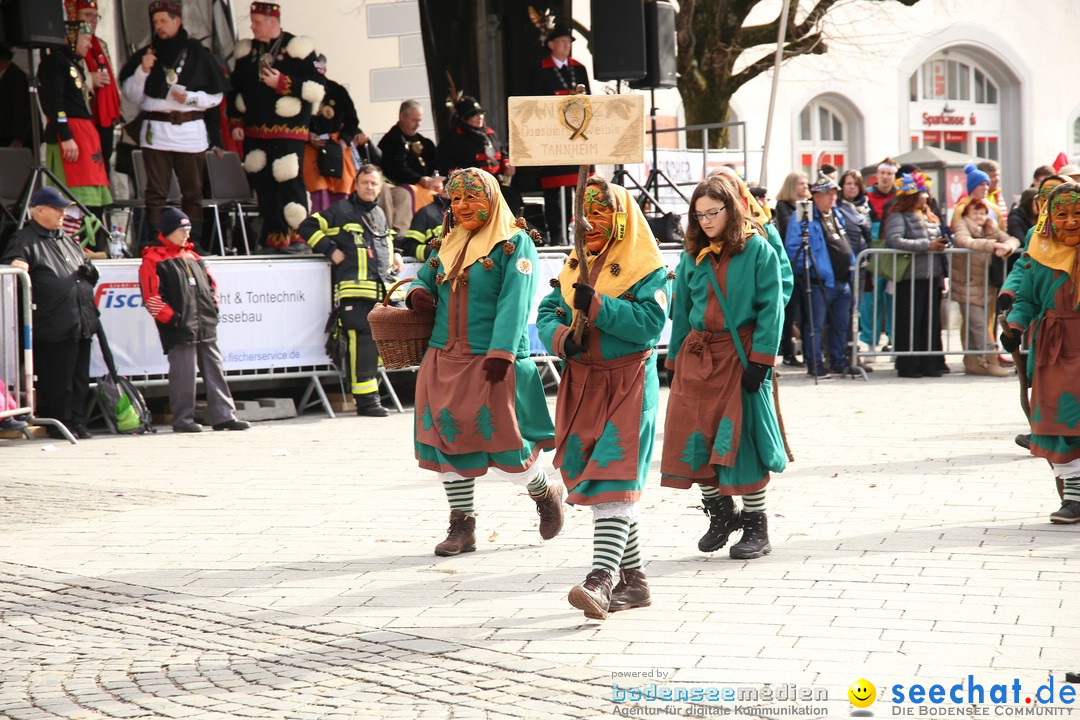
[582,186,626,253]
[448,172,491,231]
[1050,190,1080,247]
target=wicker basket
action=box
[368,278,435,368]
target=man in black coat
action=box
[528,23,591,245]
[1,187,99,439]
[377,99,438,189]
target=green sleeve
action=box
[536,285,571,357]
[594,267,671,345]
[666,252,694,368]
[764,223,794,304]
[749,237,784,362]
[999,254,1029,300]
[488,231,538,358]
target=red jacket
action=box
[139,236,219,351]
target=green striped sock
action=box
[443,478,476,513]
[1064,478,1080,503]
[593,517,631,577]
[526,471,549,498]
[700,484,721,501]
[620,521,642,569]
[742,489,766,513]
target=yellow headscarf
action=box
[1027,183,1080,306]
[437,168,518,290]
[558,179,664,315]
[695,173,762,264]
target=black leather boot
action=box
[568,569,614,620]
[355,392,389,417]
[698,495,741,552]
[608,568,651,612]
[729,510,771,559]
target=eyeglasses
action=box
[691,206,726,221]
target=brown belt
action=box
[145,110,205,125]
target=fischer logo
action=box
[95,282,144,309]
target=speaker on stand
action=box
[590,0,646,83]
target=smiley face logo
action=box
[848,679,876,709]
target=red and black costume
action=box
[227,5,325,251]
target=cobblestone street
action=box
[2,367,1078,719]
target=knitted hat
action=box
[896,171,930,196]
[964,163,990,194]
[159,207,192,236]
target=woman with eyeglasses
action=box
[660,173,787,561]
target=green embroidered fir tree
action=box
[713,416,735,457]
[1055,392,1080,429]
[419,404,436,431]
[680,430,710,472]
[562,433,587,479]
[437,407,461,442]
[592,422,626,468]
[474,405,496,440]
[1031,402,1044,425]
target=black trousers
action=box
[894,276,943,376]
[244,137,308,250]
[34,337,92,428]
[340,300,378,399]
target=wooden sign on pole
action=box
[507,94,646,167]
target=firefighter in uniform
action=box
[298,164,403,417]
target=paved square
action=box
[1,365,1078,719]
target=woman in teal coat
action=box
[407,168,558,556]
[537,177,670,619]
[661,172,787,560]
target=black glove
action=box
[481,356,511,384]
[167,313,182,328]
[408,288,435,312]
[996,293,1014,314]
[562,336,585,358]
[1000,329,1021,354]
[741,361,770,393]
[572,283,595,311]
[666,368,675,387]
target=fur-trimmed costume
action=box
[303,77,360,212]
[228,31,325,250]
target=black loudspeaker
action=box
[0,0,65,48]
[590,0,646,82]
[630,0,677,90]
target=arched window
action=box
[795,98,850,176]
[908,51,1001,160]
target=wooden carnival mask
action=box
[447,171,491,232]
[582,185,626,253]
[1049,188,1080,247]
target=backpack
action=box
[95,320,157,435]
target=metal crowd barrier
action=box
[849,246,1023,378]
[0,266,77,443]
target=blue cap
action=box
[30,186,74,208]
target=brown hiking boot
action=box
[434,510,476,556]
[608,568,651,613]
[568,569,614,620]
[532,481,565,540]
